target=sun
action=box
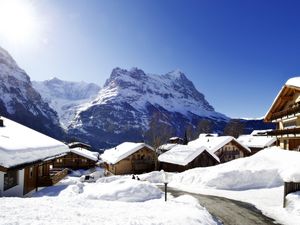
[0,0,37,43]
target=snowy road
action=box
[165,187,278,225]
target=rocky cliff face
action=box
[67,67,229,148]
[0,46,65,140]
[33,78,100,128]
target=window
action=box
[82,159,87,163]
[29,167,33,179]
[4,170,18,191]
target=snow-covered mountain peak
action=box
[90,67,227,119]
[0,46,29,83]
[33,78,101,128]
[164,69,186,80]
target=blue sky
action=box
[1,0,300,118]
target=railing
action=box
[271,104,300,121]
[283,182,300,207]
[38,168,68,187]
[266,128,300,136]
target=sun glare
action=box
[0,0,37,43]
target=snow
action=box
[0,116,69,168]
[286,77,300,88]
[188,134,251,155]
[158,143,177,151]
[101,142,154,164]
[32,78,100,128]
[158,145,219,166]
[237,134,276,148]
[0,172,217,225]
[70,147,99,161]
[164,147,300,225]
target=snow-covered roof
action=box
[158,145,219,166]
[0,117,69,168]
[250,130,273,136]
[158,143,177,151]
[188,135,251,155]
[237,135,276,148]
[286,77,300,88]
[70,147,99,161]
[169,137,182,141]
[101,142,154,164]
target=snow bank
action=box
[84,179,163,202]
[0,194,217,225]
[286,191,300,216]
[171,147,300,190]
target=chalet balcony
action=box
[271,104,300,121]
[266,128,300,137]
[38,168,68,187]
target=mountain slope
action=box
[0,46,65,140]
[68,67,229,148]
[33,78,100,128]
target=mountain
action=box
[67,67,230,148]
[0,46,65,140]
[32,78,100,128]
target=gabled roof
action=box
[100,142,154,164]
[70,147,99,161]
[237,135,276,148]
[0,117,69,169]
[158,145,219,166]
[188,134,251,155]
[265,77,300,122]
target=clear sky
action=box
[0,0,300,118]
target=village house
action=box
[53,142,99,170]
[237,130,276,154]
[158,145,219,172]
[188,133,251,163]
[0,116,70,197]
[101,142,155,175]
[264,77,300,150]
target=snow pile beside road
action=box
[172,147,300,190]
[3,174,217,225]
[286,191,300,216]
[84,179,163,202]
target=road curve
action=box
[165,187,279,225]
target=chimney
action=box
[0,117,3,127]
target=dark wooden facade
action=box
[159,150,218,173]
[23,160,68,195]
[53,152,96,170]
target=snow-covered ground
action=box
[167,147,300,225]
[2,146,300,225]
[0,169,217,225]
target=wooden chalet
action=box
[265,77,300,150]
[158,145,219,172]
[188,133,251,163]
[53,146,99,170]
[101,142,155,175]
[0,117,69,197]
